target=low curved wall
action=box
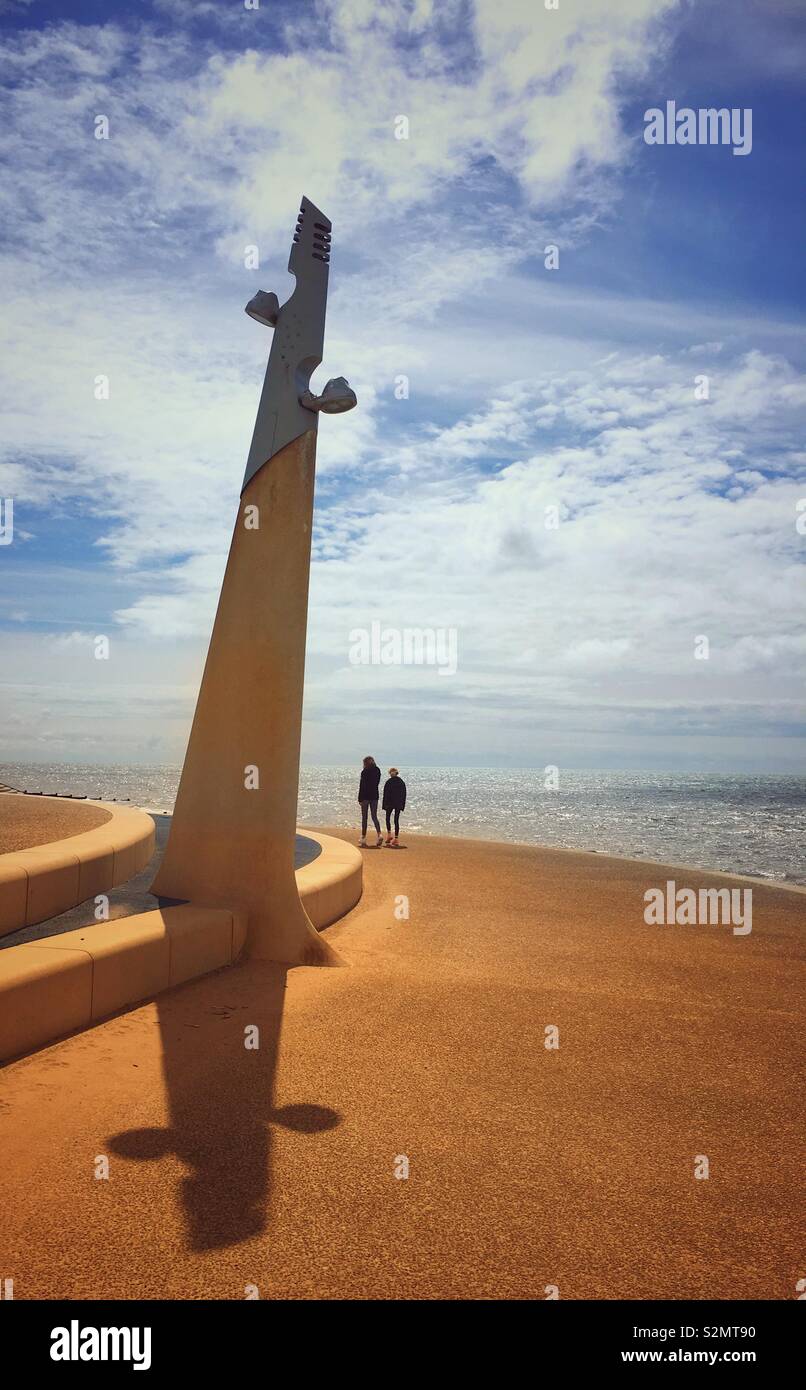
[297,831,363,929]
[0,801,156,938]
[0,830,361,1064]
[0,904,246,1062]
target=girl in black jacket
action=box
[382,768,407,845]
[357,756,382,846]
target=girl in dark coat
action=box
[382,768,407,845]
[357,755,382,846]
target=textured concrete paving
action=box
[0,794,111,854]
[0,831,802,1300]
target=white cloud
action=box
[50,631,97,650]
[105,348,806,760]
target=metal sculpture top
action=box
[241,196,357,493]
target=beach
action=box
[0,828,802,1300]
[3,762,806,885]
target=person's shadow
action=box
[107,960,341,1252]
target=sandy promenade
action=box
[0,829,802,1300]
[0,794,112,854]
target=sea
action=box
[1,762,804,886]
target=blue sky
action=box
[0,0,804,771]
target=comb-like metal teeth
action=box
[290,198,331,264]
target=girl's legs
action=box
[393,809,400,840]
[385,809,393,842]
[369,798,380,833]
[360,800,369,838]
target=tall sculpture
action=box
[151,197,356,964]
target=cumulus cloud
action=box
[111,348,806,761]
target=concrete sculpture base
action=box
[151,432,340,966]
[0,799,155,936]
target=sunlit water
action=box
[2,762,804,885]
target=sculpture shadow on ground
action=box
[106,960,342,1253]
